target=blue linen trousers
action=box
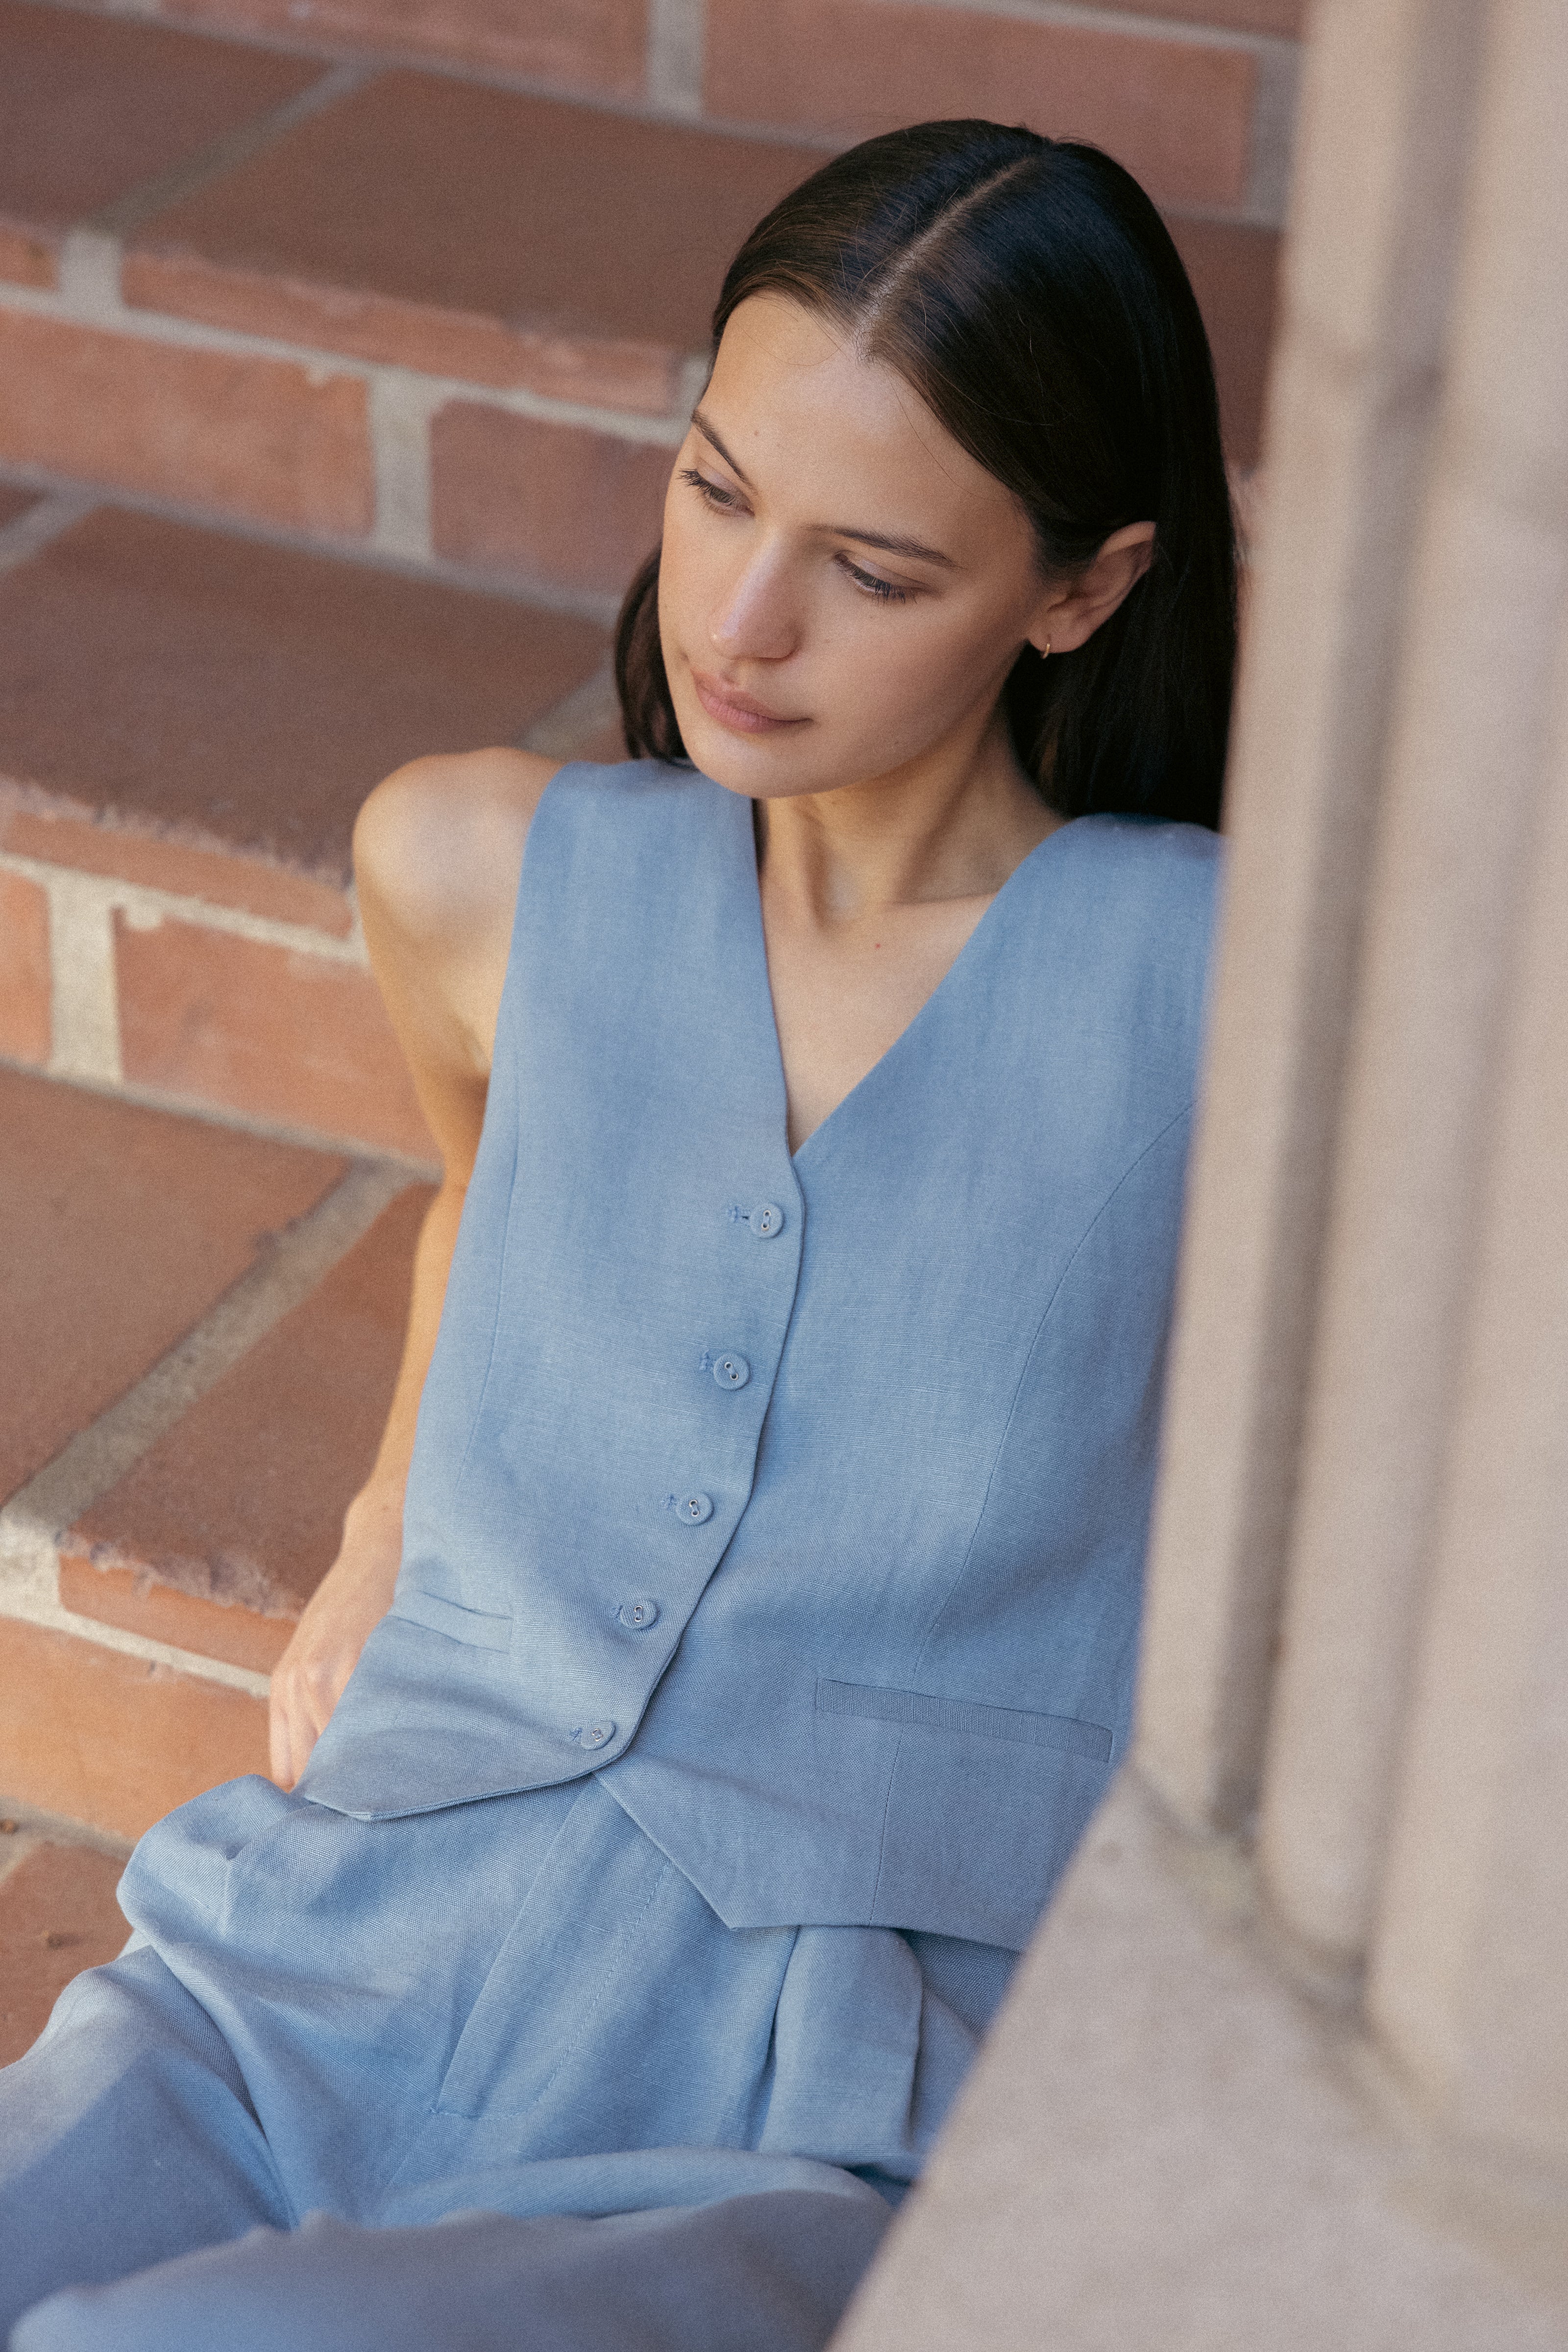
[0,765,1220,2346]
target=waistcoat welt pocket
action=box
[816,1678,1112,1764]
[391,1589,513,1651]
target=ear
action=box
[1026,521,1157,657]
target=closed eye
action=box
[836,555,909,604]
[680,466,742,512]
[682,467,911,604]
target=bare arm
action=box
[268,746,560,1789]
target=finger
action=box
[293,1680,330,1774]
[268,1682,296,1790]
[302,1646,358,1736]
[325,1652,358,1717]
[272,1673,317,1791]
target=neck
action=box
[753,705,1060,926]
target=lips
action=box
[690,669,806,735]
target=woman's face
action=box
[657,293,1059,803]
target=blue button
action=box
[674,1492,713,1525]
[618,1597,660,1631]
[712,1352,750,1390]
[571,1720,615,1749]
[749,1202,784,1239]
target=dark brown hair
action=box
[615,120,1236,829]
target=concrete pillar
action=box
[1369,613,1568,2165]
[1136,0,1485,1837]
[1259,0,1568,1972]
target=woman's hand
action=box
[269,1487,405,1789]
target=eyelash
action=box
[678,467,910,605]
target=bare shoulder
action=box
[354,746,558,957]
[353,748,563,1113]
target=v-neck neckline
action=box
[731,800,1083,1171]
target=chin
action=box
[672,705,811,799]
[689,739,830,804]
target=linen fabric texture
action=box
[306,761,1221,1946]
[0,763,1220,2348]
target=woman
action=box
[1,120,1233,2352]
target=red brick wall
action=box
[159,0,1304,137]
[0,0,1290,613]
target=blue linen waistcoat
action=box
[300,760,1221,1952]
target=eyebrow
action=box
[691,408,957,571]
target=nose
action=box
[710,544,798,663]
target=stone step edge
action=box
[6,1152,411,1558]
[0,1519,273,1840]
[55,1545,296,1675]
[0,1517,271,1703]
[0,1143,420,1815]
[0,635,617,1154]
[0,250,693,605]
[0,794,366,949]
[0,832,442,1156]
[2,0,1299,216]
[0,1609,269,1844]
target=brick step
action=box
[0,0,1287,613]
[0,1810,134,2062]
[0,485,614,1154]
[0,1063,427,1839]
[153,0,1307,111]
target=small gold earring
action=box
[1042,635,1052,660]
